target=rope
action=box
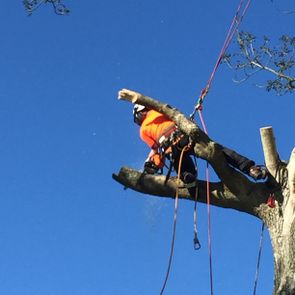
[187,2,253,293]
[205,162,214,295]
[197,110,214,295]
[159,145,190,295]
[159,1,254,293]
[203,121,214,295]
[190,0,252,119]
[253,222,265,295]
[193,156,201,250]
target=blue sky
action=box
[0,1,294,294]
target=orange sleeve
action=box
[140,127,157,148]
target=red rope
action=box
[191,2,253,293]
[159,1,253,293]
[191,0,252,116]
[207,0,252,91]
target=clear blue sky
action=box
[0,1,294,294]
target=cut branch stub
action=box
[260,126,280,177]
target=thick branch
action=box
[119,89,226,164]
[118,88,201,139]
[116,89,272,216]
[113,167,267,216]
[119,89,255,195]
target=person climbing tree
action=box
[134,104,198,196]
[133,103,268,192]
[114,89,295,294]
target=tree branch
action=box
[115,89,272,216]
[119,88,218,162]
[250,60,295,84]
[118,88,199,138]
[112,167,267,216]
[119,89,261,197]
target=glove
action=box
[150,153,165,169]
[144,161,159,174]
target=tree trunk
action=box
[258,128,295,294]
[114,89,295,295]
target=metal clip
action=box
[193,233,201,250]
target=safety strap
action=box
[157,125,177,147]
[164,158,174,185]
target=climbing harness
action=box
[158,128,187,184]
[160,145,191,295]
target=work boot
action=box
[249,166,268,180]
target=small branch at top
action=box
[23,0,70,15]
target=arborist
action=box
[133,104,267,193]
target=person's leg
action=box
[172,135,196,179]
[172,145,197,196]
[221,145,267,180]
[221,146,254,173]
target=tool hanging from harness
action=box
[157,126,202,251]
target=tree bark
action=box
[114,89,294,295]
[257,128,295,295]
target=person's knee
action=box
[182,171,196,184]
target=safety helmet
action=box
[133,104,148,125]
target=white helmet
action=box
[133,104,148,125]
[133,104,146,114]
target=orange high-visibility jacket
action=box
[140,110,175,149]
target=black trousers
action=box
[221,145,254,173]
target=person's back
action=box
[140,110,175,149]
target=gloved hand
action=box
[144,161,159,174]
[150,153,165,169]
